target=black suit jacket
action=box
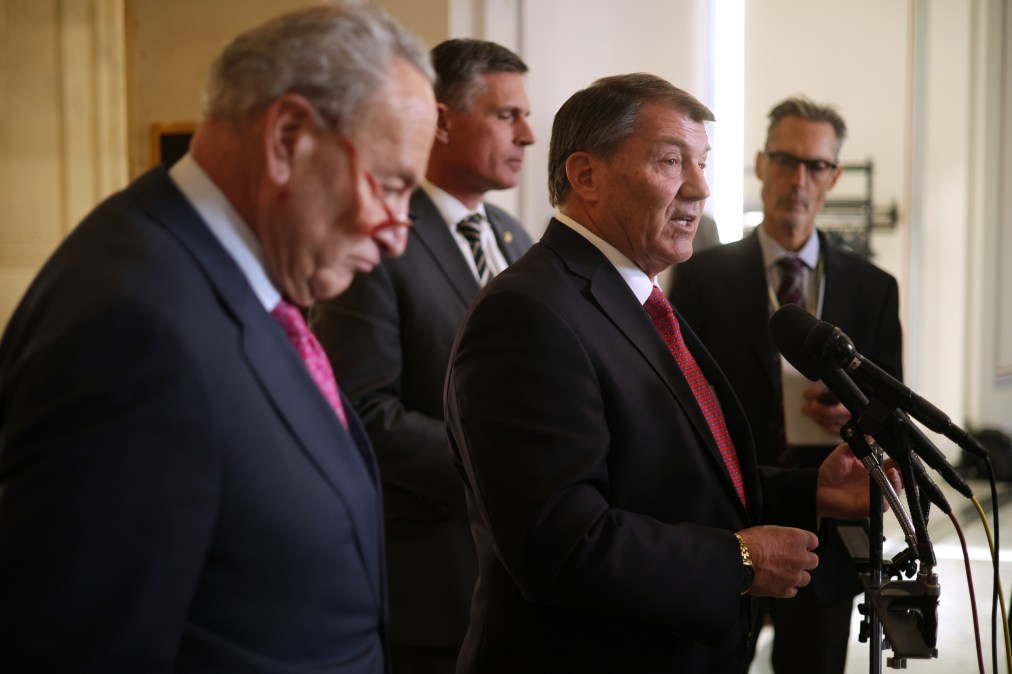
[670,230,903,468]
[311,188,532,647]
[445,219,820,673]
[670,229,902,603]
[0,167,387,672]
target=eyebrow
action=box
[656,137,711,155]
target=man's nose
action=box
[515,117,535,146]
[788,161,809,187]
[681,163,710,201]
[373,222,409,257]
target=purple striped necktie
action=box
[776,256,805,308]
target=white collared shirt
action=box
[168,154,281,312]
[554,212,656,302]
[422,181,510,281]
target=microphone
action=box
[803,318,959,441]
[769,304,973,499]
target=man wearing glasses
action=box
[0,4,436,671]
[671,96,903,674]
[311,39,534,674]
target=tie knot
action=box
[776,256,804,276]
[643,285,672,314]
[456,213,483,240]
[775,256,806,308]
[271,299,307,336]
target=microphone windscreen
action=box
[769,304,823,380]
[803,320,838,362]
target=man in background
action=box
[0,4,436,672]
[311,38,534,674]
[444,74,894,673]
[671,96,903,674]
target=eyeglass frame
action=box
[761,150,840,183]
[338,134,414,234]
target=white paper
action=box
[781,357,840,446]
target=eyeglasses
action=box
[339,135,413,233]
[762,151,839,183]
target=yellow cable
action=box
[972,496,1012,672]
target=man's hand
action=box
[800,386,851,435]
[736,526,819,598]
[816,442,903,519]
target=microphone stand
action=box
[838,397,940,671]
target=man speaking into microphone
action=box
[671,96,903,674]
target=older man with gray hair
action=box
[0,4,437,672]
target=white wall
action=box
[519,0,711,237]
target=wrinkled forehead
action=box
[631,102,712,155]
[766,116,840,158]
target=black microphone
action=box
[803,319,957,438]
[770,304,973,500]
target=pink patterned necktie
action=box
[271,300,349,429]
[643,286,746,508]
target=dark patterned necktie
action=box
[457,213,491,286]
[776,256,805,308]
[643,286,747,508]
[271,300,349,429]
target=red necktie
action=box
[643,286,746,508]
[271,300,349,429]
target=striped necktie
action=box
[776,256,805,308]
[457,213,491,286]
[643,286,747,508]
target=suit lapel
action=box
[408,190,481,305]
[130,167,384,596]
[818,231,853,326]
[541,221,750,510]
[487,209,528,263]
[732,234,781,391]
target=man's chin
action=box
[307,270,354,303]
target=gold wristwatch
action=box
[734,533,755,595]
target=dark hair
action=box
[431,39,528,110]
[548,72,714,206]
[765,96,847,154]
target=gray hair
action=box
[201,1,434,133]
[431,38,528,111]
[765,96,847,154]
[548,73,715,207]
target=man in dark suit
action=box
[0,5,437,672]
[444,74,895,673]
[671,97,902,674]
[310,39,534,674]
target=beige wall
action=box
[124,0,310,178]
[0,0,127,328]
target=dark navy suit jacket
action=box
[0,166,387,672]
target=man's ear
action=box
[754,149,766,181]
[565,152,599,202]
[434,102,452,145]
[827,164,844,191]
[264,94,318,186]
